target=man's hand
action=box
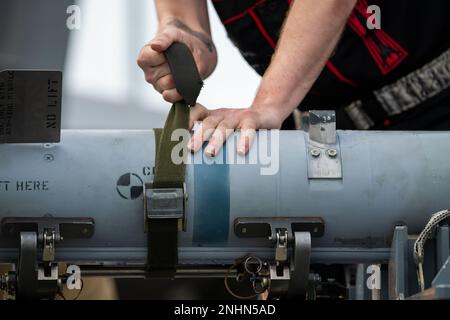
[137,18,217,103]
[187,104,284,157]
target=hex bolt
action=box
[310,148,321,158]
[327,149,338,158]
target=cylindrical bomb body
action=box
[0,130,448,265]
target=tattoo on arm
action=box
[168,19,215,52]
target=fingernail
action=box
[189,138,201,153]
[237,145,246,156]
[187,140,193,151]
[205,144,215,158]
[150,40,164,51]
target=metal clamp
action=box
[43,228,57,262]
[267,229,312,299]
[275,228,288,264]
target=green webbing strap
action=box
[153,102,190,189]
[148,103,188,276]
[147,42,203,277]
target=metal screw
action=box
[310,148,321,158]
[327,149,338,158]
[43,154,54,162]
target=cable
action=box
[413,209,450,292]
[73,278,84,300]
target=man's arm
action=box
[189,0,357,156]
[137,0,217,102]
[252,0,357,124]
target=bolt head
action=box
[310,148,321,158]
[327,149,338,158]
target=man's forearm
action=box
[252,0,357,122]
[155,0,211,34]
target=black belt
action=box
[340,48,450,130]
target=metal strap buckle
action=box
[145,187,184,220]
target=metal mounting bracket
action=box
[267,230,312,300]
[305,110,343,179]
[0,217,95,300]
[234,217,324,240]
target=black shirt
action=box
[212,0,450,107]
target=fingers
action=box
[139,59,183,103]
[137,44,166,70]
[237,128,256,156]
[237,116,258,155]
[157,77,184,103]
[187,108,260,156]
[162,88,183,103]
[205,119,238,157]
[138,24,219,105]
[154,74,175,93]
[138,51,170,87]
[188,115,222,153]
[151,63,171,85]
[141,29,181,67]
[137,30,184,103]
[137,45,167,88]
[150,31,177,52]
[189,104,209,130]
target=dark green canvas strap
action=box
[153,102,190,189]
[146,43,203,277]
[147,104,189,277]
